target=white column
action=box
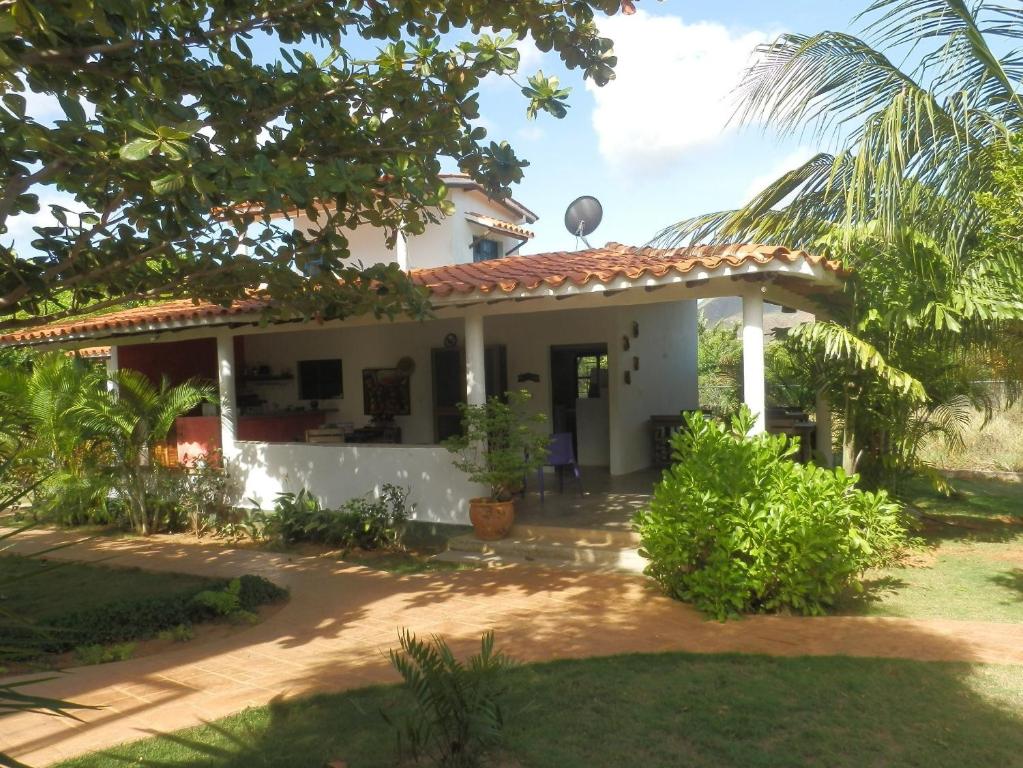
[105,346,119,395]
[216,332,238,459]
[395,231,408,271]
[742,289,766,434]
[815,390,835,467]
[464,312,486,407]
[678,299,699,410]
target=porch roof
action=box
[1,242,844,346]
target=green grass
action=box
[835,478,1023,622]
[55,652,1023,768]
[0,556,218,624]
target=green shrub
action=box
[634,409,907,619]
[191,579,242,617]
[262,484,413,551]
[73,642,135,665]
[388,629,512,768]
[38,574,287,653]
[157,624,195,643]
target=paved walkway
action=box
[4,530,1023,767]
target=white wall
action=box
[607,301,699,475]
[240,317,463,444]
[287,187,524,271]
[409,189,521,269]
[233,442,485,525]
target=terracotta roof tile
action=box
[1,243,841,344]
[464,212,534,240]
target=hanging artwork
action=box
[362,368,411,416]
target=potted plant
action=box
[444,390,549,540]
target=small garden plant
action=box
[443,390,549,501]
[634,409,907,619]
[388,629,512,768]
[257,484,414,551]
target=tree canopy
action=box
[0,0,627,331]
[656,0,1023,484]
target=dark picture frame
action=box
[362,368,411,416]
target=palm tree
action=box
[73,370,215,534]
[0,352,113,521]
[656,0,1023,484]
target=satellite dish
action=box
[564,195,603,248]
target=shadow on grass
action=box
[55,652,1023,768]
[990,569,1023,604]
[901,478,1023,545]
[832,575,910,615]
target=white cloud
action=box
[742,147,817,204]
[513,34,544,73]
[587,10,770,174]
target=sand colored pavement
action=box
[4,530,1023,767]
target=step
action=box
[445,531,647,574]
[508,523,641,548]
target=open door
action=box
[549,344,609,465]
[431,345,508,443]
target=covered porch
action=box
[15,243,845,531]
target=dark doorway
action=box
[549,344,608,453]
[431,345,508,443]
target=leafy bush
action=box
[191,579,242,617]
[179,451,241,538]
[73,642,135,665]
[388,630,512,768]
[157,624,195,643]
[33,574,286,654]
[634,409,907,619]
[443,390,549,500]
[262,484,413,551]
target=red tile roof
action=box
[1,243,841,344]
[414,242,842,297]
[465,212,534,240]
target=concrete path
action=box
[4,530,1023,767]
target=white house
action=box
[1,176,844,526]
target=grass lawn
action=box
[56,651,1023,768]
[0,555,218,625]
[835,478,1023,622]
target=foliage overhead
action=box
[655,0,1023,485]
[634,409,906,619]
[0,0,626,331]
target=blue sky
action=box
[481,0,857,253]
[11,1,860,257]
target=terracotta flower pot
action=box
[469,497,515,540]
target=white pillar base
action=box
[815,391,835,467]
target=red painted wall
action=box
[118,338,218,387]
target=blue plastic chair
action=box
[536,432,583,503]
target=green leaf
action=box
[3,93,25,118]
[119,138,160,161]
[151,173,185,194]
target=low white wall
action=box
[232,441,485,525]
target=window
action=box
[576,354,608,399]
[472,237,501,262]
[298,359,343,400]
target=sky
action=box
[9,0,860,257]
[485,0,856,254]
